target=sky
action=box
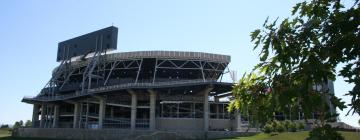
[0,0,358,127]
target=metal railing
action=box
[210,113,232,119]
[69,51,231,69]
[136,118,149,129]
[58,122,73,128]
[161,112,204,118]
[103,118,131,129]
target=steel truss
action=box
[39,59,142,97]
[154,59,228,82]
[37,53,229,101]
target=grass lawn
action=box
[218,131,360,140]
[0,129,11,138]
[0,129,65,140]
[2,128,360,140]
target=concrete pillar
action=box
[203,87,213,132]
[40,104,46,128]
[204,91,209,132]
[73,103,80,128]
[52,105,59,128]
[130,92,137,131]
[98,98,106,129]
[215,97,219,119]
[235,110,242,131]
[32,104,40,128]
[85,102,89,128]
[214,97,219,102]
[149,91,157,131]
[110,107,114,118]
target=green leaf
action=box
[251,29,261,42]
[292,3,302,15]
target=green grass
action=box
[2,128,360,140]
[216,133,271,140]
[217,131,360,140]
[0,129,65,140]
[339,131,360,140]
[0,129,11,138]
[263,132,309,140]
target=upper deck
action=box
[23,51,232,103]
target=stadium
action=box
[21,26,243,136]
[19,26,339,140]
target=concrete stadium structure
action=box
[20,27,251,139]
[19,27,339,139]
[22,50,239,132]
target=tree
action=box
[13,121,21,129]
[230,0,359,139]
[228,73,273,126]
[18,120,23,127]
[25,120,32,127]
[0,124,9,128]
[13,120,25,129]
[250,0,359,122]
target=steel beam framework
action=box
[33,55,229,102]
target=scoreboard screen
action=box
[57,26,118,61]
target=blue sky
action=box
[0,0,358,127]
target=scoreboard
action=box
[57,26,118,61]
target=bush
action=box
[297,122,305,130]
[271,120,279,128]
[272,120,285,133]
[306,124,344,140]
[276,123,286,133]
[262,120,301,133]
[289,122,298,132]
[263,123,273,133]
[284,120,291,131]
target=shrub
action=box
[297,122,305,130]
[263,120,301,133]
[306,124,344,140]
[271,120,279,128]
[289,122,298,132]
[276,123,286,133]
[284,120,291,131]
[273,120,285,133]
[263,123,273,133]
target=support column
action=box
[203,87,213,132]
[235,110,242,131]
[98,98,106,129]
[130,92,137,131]
[204,91,209,132]
[110,107,114,118]
[32,104,40,128]
[85,101,89,128]
[40,104,45,128]
[73,103,80,128]
[52,105,59,128]
[215,97,220,119]
[149,90,157,131]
